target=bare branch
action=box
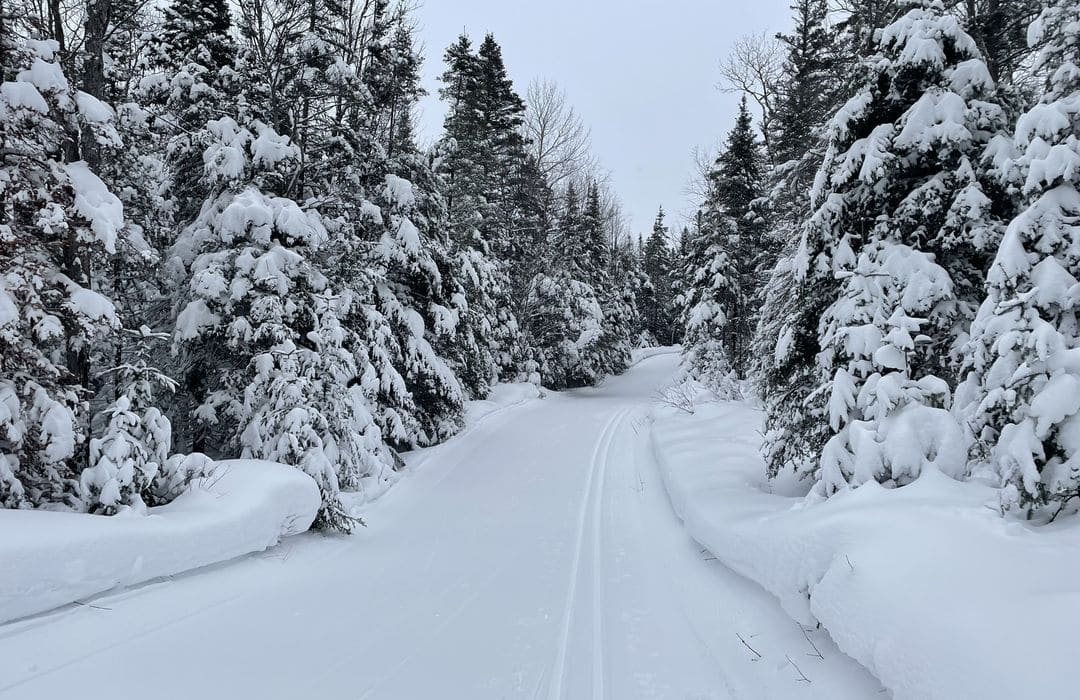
[523,78,597,188]
[718,32,784,153]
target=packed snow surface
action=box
[0,460,319,625]
[0,354,880,699]
[651,388,1080,700]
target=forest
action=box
[3,0,1080,697]
[1,0,686,531]
[3,0,1079,527]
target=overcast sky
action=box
[412,0,791,238]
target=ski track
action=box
[547,406,625,700]
[0,354,883,699]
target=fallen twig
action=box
[786,654,811,683]
[801,624,824,659]
[736,632,762,659]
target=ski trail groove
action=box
[591,410,624,700]
[547,406,625,700]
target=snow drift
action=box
[651,392,1080,700]
[0,460,319,625]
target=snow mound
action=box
[464,382,542,425]
[651,397,1080,700]
[0,460,319,625]
[631,344,680,366]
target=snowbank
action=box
[631,344,680,366]
[0,460,319,624]
[651,395,1080,700]
[463,381,542,425]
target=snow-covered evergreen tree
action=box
[84,327,176,514]
[958,0,1080,518]
[0,37,125,508]
[240,294,389,532]
[679,211,740,396]
[641,208,677,345]
[140,0,237,223]
[436,33,525,389]
[524,185,606,388]
[753,0,848,478]
[169,116,385,530]
[582,183,634,375]
[684,99,766,380]
[775,0,1008,487]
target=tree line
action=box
[0,0,678,530]
[677,0,1080,520]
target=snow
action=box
[0,460,319,625]
[250,125,299,168]
[74,90,115,123]
[461,381,541,425]
[629,344,680,366]
[651,387,1080,700]
[0,283,19,327]
[17,56,69,95]
[383,174,417,208]
[65,161,124,254]
[0,81,48,113]
[0,353,881,699]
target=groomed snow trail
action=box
[0,353,881,699]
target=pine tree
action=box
[958,0,1080,518]
[140,0,237,223]
[83,327,177,514]
[771,0,841,196]
[777,0,1008,490]
[169,116,383,530]
[753,0,848,477]
[641,208,677,345]
[679,209,740,395]
[709,97,767,374]
[436,33,526,387]
[581,182,633,374]
[0,37,125,508]
[524,185,606,388]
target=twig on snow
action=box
[786,654,811,683]
[800,624,824,659]
[736,632,762,660]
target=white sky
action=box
[413,0,791,237]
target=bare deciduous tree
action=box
[718,32,784,157]
[522,78,596,188]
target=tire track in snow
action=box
[547,406,626,700]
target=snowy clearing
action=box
[651,387,1080,700]
[0,353,880,699]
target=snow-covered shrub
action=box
[818,243,967,493]
[524,273,605,390]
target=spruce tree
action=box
[776,0,1008,490]
[709,97,767,373]
[140,0,237,223]
[958,0,1080,518]
[0,37,125,508]
[753,0,847,476]
[641,208,677,345]
[436,33,525,387]
[679,209,740,396]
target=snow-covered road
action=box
[0,353,880,699]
